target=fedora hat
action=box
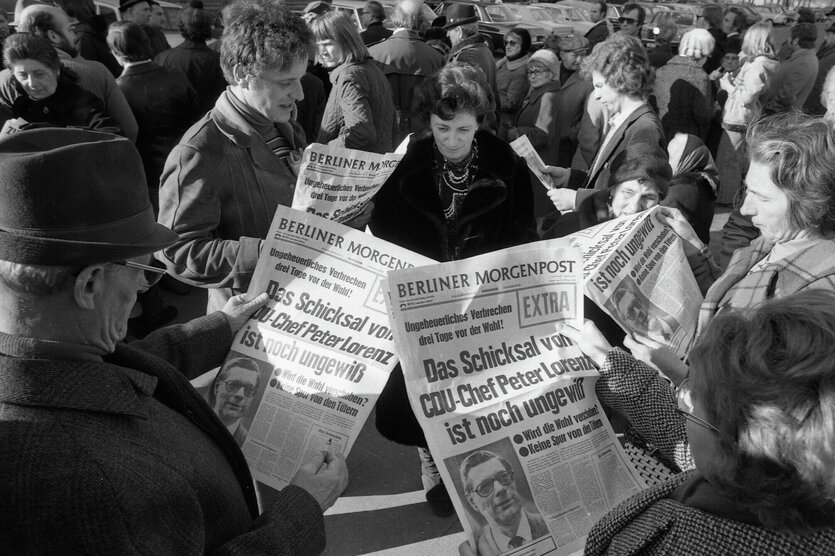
[443,4,477,29]
[0,128,179,266]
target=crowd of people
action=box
[2,0,835,553]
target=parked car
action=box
[505,4,574,37]
[435,0,550,53]
[640,4,701,50]
[752,5,789,26]
[332,0,438,32]
[93,0,183,46]
[529,3,592,36]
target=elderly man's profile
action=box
[459,448,548,555]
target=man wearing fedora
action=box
[0,128,348,553]
[120,0,151,26]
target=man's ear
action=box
[73,264,107,311]
[45,29,60,47]
[232,64,250,88]
[465,490,479,512]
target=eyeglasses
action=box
[470,470,514,498]
[504,39,519,45]
[618,16,637,24]
[527,68,550,76]
[675,378,720,434]
[219,380,257,397]
[112,259,167,288]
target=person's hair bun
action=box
[190,0,204,9]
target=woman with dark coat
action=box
[370,62,536,515]
[0,33,119,134]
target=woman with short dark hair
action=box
[310,11,395,153]
[0,33,119,133]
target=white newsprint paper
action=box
[291,138,409,223]
[565,208,702,357]
[209,206,432,492]
[384,246,647,556]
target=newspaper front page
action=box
[565,208,702,357]
[291,139,408,223]
[385,247,647,556]
[209,206,433,492]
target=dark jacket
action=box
[1,73,119,134]
[647,41,674,69]
[585,20,609,50]
[75,15,121,77]
[116,61,199,205]
[370,130,537,447]
[653,55,714,141]
[144,24,171,58]
[568,104,666,207]
[370,129,536,261]
[317,57,395,153]
[360,21,393,46]
[369,29,444,143]
[556,65,593,165]
[804,42,835,115]
[0,314,325,555]
[157,90,305,313]
[155,39,228,119]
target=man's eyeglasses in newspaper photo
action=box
[219,380,257,398]
[112,259,168,288]
[470,470,515,498]
[675,378,720,434]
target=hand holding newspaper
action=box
[510,135,555,191]
[208,206,433,494]
[384,245,647,556]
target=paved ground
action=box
[161,207,731,555]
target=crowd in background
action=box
[3,0,835,553]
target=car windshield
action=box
[485,4,520,22]
[531,7,558,22]
[664,12,696,26]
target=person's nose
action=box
[291,78,304,102]
[622,196,642,215]
[739,192,754,216]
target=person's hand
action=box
[708,69,723,81]
[290,450,349,512]
[654,206,704,257]
[556,319,611,368]
[623,336,689,386]
[541,165,569,188]
[343,201,374,230]
[220,292,269,333]
[458,540,477,556]
[547,187,577,212]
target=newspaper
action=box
[564,207,702,357]
[510,135,554,191]
[291,138,409,223]
[209,206,434,492]
[384,246,647,556]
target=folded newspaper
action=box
[207,205,433,492]
[564,207,702,357]
[385,245,648,556]
[291,138,409,223]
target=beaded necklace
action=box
[435,140,479,221]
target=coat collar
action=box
[522,80,560,107]
[210,89,304,153]
[120,61,161,77]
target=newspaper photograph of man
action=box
[208,354,271,446]
[603,276,678,343]
[449,439,550,555]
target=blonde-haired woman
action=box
[652,28,715,141]
[310,11,395,153]
[715,22,779,204]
